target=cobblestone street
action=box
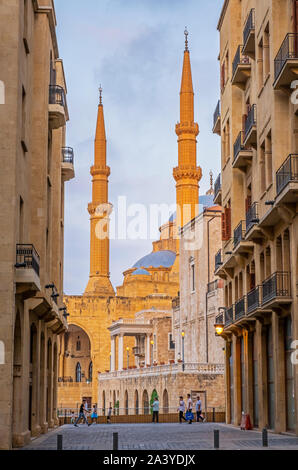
[20,423,298,451]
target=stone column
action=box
[145,334,150,366]
[256,318,267,429]
[272,311,286,432]
[118,334,123,371]
[111,335,116,372]
[225,339,231,424]
[233,333,241,425]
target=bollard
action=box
[113,432,118,450]
[212,408,216,423]
[214,429,219,449]
[57,434,63,451]
[262,428,268,447]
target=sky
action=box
[55,0,224,294]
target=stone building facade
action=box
[213,0,298,434]
[0,0,74,449]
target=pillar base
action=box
[48,419,55,429]
[41,422,48,434]
[12,430,31,448]
[31,424,41,438]
[84,276,115,296]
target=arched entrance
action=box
[12,311,22,442]
[163,389,169,413]
[124,390,129,415]
[29,323,38,433]
[143,390,149,415]
[63,324,91,384]
[102,391,106,415]
[46,338,53,426]
[134,390,139,415]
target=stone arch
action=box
[39,332,46,427]
[46,338,53,426]
[124,390,129,415]
[163,389,169,414]
[53,342,58,422]
[134,390,139,415]
[64,324,91,384]
[142,390,149,415]
[29,323,38,433]
[102,390,106,415]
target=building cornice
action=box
[217,0,229,31]
[33,0,59,58]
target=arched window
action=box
[89,361,93,382]
[76,336,81,351]
[143,390,149,415]
[163,389,169,414]
[135,390,139,415]
[76,362,82,382]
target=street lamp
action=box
[181,331,185,371]
[214,308,225,337]
[126,347,130,369]
[150,340,154,366]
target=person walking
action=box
[195,396,205,422]
[152,397,159,423]
[74,400,91,427]
[107,405,112,424]
[91,404,98,424]
[70,411,75,424]
[178,396,187,423]
[186,394,193,424]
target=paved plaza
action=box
[20,423,298,451]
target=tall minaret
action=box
[173,29,202,229]
[85,87,115,296]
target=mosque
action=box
[57,31,224,415]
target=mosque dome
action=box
[132,268,151,276]
[133,250,176,269]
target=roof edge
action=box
[217,0,229,31]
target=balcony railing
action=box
[235,297,246,320]
[243,9,255,49]
[246,202,259,233]
[16,244,40,277]
[233,221,246,249]
[62,147,74,164]
[232,45,250,78]
[49,85,66,107]
[276,154,298,196]
[247,286,260,314]
[207,280,218,293]
[225,306,234,326]
[215,311,224,325]
[172,295,180,310]
[213,100,220,129]
[274,33,298,83]
[214,174,221,199]
[233,132,245,162]
[244,105,256,140]
[215,250,223,271]
[262,272,291,305]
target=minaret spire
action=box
[85,87,114,296]
[173,30,202,229]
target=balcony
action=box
[233,220,254,257]
[215,250,223,272]
[212,100,221,135]
[233,131,253,170]
[242,9,255,58]
[225,306,234,327]
[247,286,261,315]
[245,202,264,241]
[273,34,298,90]
[172,295,180,310]
[15,244,41,297]
[262,272,291,308]
[232,46,251,89]
[243,105,257,147]
[276,154,298,203]
[61,147,75,181]
[213,173,222,205]
[235,296,246,321]
[49,85,66,130]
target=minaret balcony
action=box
[173,165,202,182]
[175,122,199,136]
[48,85,67,130]
[15,244,41,298]
[212,100,221,135]
[242,9,255,59]
[61,147,75,181]
[273,34,298,90]
[231,46,251,89]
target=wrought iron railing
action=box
[276,154,298,196]
[232,45,250,78]
[262,272,291,305]
[213,100,220,129]
[16,244,40,276]
[274,33,298,83]
[214,173,221,200]
[235,296,246,320]
[225,306,234,326]
[243,9,255,48]
[215,250,223,271]
[233,131,245,162]
[244,104,256,140]
[246,202,259,233]
[247,286,261,313]
[49,85,66,107]
[62,147,74,164]
[233,221,246,249]
[215,311,224,325]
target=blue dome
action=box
[132,268,151,276]
[133,250,176,269]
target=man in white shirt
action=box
[195,396,205,422]
[178,396,187,423]
[187,394,193,424]
[152,397,160,423]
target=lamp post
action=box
[126,347,130,369]
[150,340,154,366]
[181,331,185,371]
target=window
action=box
[76,363,82,383]
[76,337,81,351]
[89,362,93,382]
[264,23,270,78]
[222,205,231,241]
[258,38,264,89]
[21,86,27,152]
[168,334,175,350]
[191,263,195,292]
[23,0,30,54]
[265,131,272,188]
[260,141,266,194]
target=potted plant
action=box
[169,359,175,364]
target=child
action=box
[70,411,75,424]
[91,404,98,424]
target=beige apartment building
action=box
[0,0,74,449]
[213,0,298,434]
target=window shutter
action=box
[225,207,231,239]
[245,196,252,213]
[222,211,227,241]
